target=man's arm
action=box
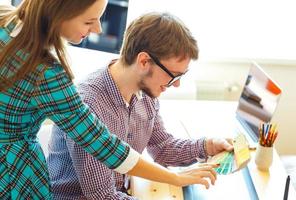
[147,100,232,167]
[146,100,207,167]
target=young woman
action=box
[0,0,218,199]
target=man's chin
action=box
[148,92,161,99]
[142,89,158,99]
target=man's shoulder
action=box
[77,68,107,100]
[78,68,106,88]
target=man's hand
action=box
[205,138,233,156]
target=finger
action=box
[187,167,217,181]
[182,163,215,171]
[207,167,218,180]
[197,178,210,189]
[193,165,218,176]
[226,138,233,145]
[182,164,218,181]
[209,163,220,169]
[223,139,234,151]
[194,166,218,180]
[193,170,217,186]
[196,163,208,167]
[196,163,220,168]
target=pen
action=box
[283,175,290,200]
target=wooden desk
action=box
[131,100,296,200]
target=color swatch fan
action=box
[208,133,251,175]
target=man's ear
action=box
[136,52,151,75]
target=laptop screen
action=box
[236,62,282,138]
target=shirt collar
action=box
[125,91,143,108]
[103,60,142,108]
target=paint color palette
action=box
[208,133,251,175]
[208,151,234,175]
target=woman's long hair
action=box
[0,0,97,91]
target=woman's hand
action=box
[172,163,219,189]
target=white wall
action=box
[127,0,296,61]
[1,0,11,5]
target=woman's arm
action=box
[128,156,218,188]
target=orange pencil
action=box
[266,131,273,147]
[272,132,278,144]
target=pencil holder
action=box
[254,144,273,171]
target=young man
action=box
[47,12,233,199]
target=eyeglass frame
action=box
[147,53,188,87]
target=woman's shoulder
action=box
[34,62,74,92]
[38,62,69,81]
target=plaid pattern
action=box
[0,23,131,199]
[47,67,207,199]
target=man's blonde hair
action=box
[120,12,198,65]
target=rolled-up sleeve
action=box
[32,64,139,173]
[147,100,207,167]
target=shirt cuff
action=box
[114,147,140,174]
[192,137,208,162]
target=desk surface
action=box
[131,100,296,200]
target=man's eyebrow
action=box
[170,68,188,75]
[87,18,98,21]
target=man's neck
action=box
[109,60,139,103]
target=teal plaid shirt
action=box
[0,21,135,199]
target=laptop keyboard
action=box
[236,115,259,142]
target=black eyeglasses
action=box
[148,53,188,87]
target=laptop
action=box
[182,62,282,200]
[234,62,282,148]
[180,61,282,148]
